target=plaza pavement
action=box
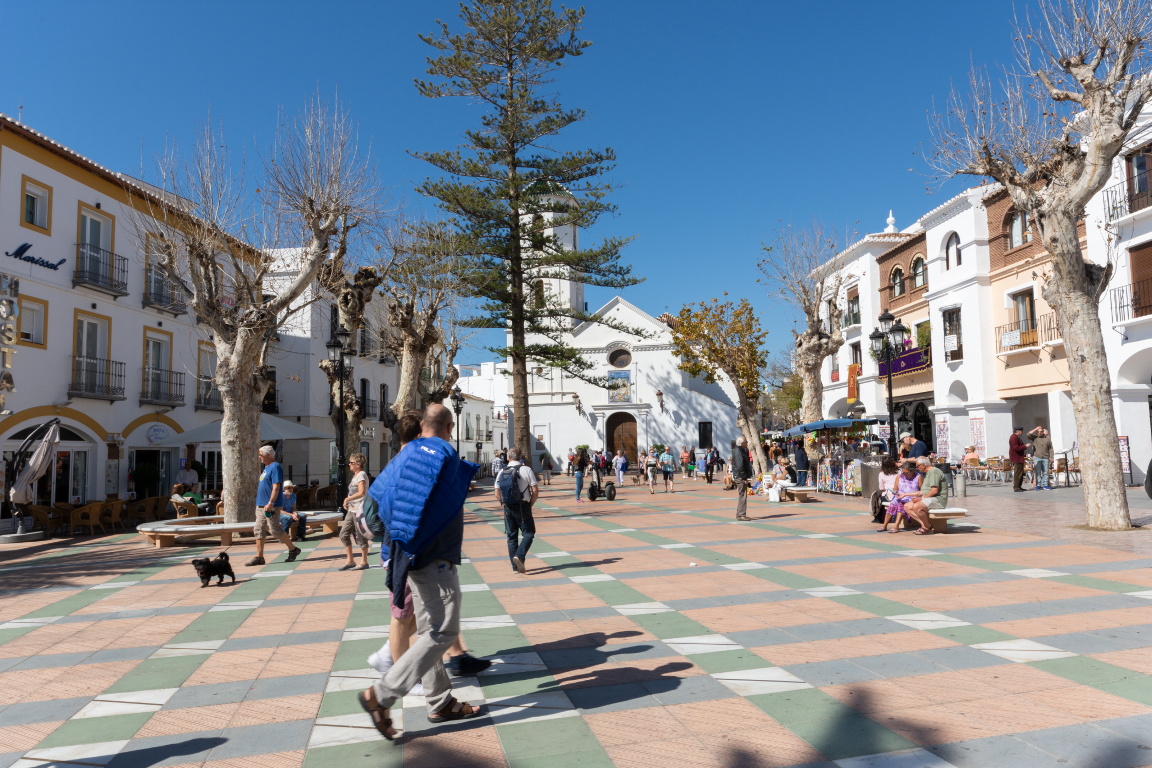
[2,478,1152,768]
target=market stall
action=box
[782,418,887,497]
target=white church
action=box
[456,199,742,471]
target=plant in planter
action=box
[132,463,160,499]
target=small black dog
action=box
[191,552,236,587]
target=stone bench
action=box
[137,512,343,548]
[783,486,817,503]
[928,507,967,533]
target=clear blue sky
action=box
[1,0,1018,362]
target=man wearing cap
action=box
[1008,426,1031,492]
[900,432,928,461]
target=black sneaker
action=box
[245,556,265,567]
[447,652,492,677]
[286,547,302,562]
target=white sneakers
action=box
[367,645,424,695]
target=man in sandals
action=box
[358,403,482,739]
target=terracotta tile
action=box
[203,750,306,768]
[1088,647,1152,675]
[666,698,780,735]
[0,720,62,751]
[873,704,1003,745]
[606,736,723,768]
[403,725,506,767]
[136,702,241,737]
[586,707,691,747]
[1021,684,1152,720]
[892,671,1008,704]
[697,724,827,767]
[229,694,322,727]
[825,680,937,713]
[961,664,1074,694]
[961,544,1138,567]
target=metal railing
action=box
[68,356,126,400]
[196,386,223,410]
[142,267,188,314]
[841,311,861,328]
[74,244,129,296]
[1102,170,1152,222]
[140,368,185,405]
[995,312,1059,353]
[1110,277,1152,323]
[360,397,378,419]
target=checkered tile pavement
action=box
[2,480,1152,768]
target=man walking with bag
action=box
[1008,426,1031,493]
[358,404,483,740]
[732,437,753,520]
[495,447,539,574]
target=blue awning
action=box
[782,418,886,437]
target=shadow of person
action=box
[529,629,647,654]
[106,737,228,768]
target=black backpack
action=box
[496,466,525,504]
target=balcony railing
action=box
[73,244,129,297]
[140,368,185,406]
[1110,277,1152,323]
[142,267,188,315]
[68,356,126,401]
[1103,171,1152,223]
[840,311,861,328]
[995,312,1059,353]
[196,386,223,411]
[360,397,378,419]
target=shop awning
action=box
[149,413,334,446]
[781,418,886,437]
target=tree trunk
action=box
[320,360,362,460]
[735,392,769,476]
[795,335,829,425]
[216,354,269,524]
[1043,212,1132,530]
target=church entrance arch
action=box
[606,412,638,467]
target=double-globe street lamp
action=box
[450,386,465,455]
[868,310,909,457]
[326,327,355,509]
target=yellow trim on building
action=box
[122,413,184,438]
[0,406,106,442]
[76,200,116,256]
[19,175,52,236]
[15,294,47,350]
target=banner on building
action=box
[935,419,949,460]
[970,417,986,459]
[847,364,859,404]
[608,371,631,403]
[1119,436,1131,474]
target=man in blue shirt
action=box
[900,432,929,461]
[247,445,301,567]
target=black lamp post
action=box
[869,310,909,457]
[475,441,483,465]
[449,386,465,454]
[326,328,353,509]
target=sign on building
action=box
[944,335,958,352]
[1000,330,1020,349]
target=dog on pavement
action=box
[191,552,236,587]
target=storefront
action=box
[2,424,96,507]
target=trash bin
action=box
[859,461,884,500]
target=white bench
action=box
[928,507,967,533]
[784,486,817,503]
[137,512,343,548]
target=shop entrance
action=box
[131,449,172,498]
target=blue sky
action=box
[1,0,1018,363]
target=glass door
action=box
[1014,291,1037,346]
[81,212,104,277]
[76,318,100,392]
[146,338,165,399]
[71,451,88,504]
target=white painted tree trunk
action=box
[216,344,271,524]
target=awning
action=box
[782,418,886,437]
[149,413,335,446]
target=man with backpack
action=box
[495,447,539,574]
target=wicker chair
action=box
[27,505,58,537]
[101,501,128,531]
[70,503,106,536]
[174,500,200,519]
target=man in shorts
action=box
[903,456,949,534]
[658,446,677,493]
[247,445,301,566]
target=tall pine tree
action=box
[413,0,642,455]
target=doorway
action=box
[606,412,638,466]
[132,449,171,498]
[913,403,933,451]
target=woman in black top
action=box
[574,449,589,503]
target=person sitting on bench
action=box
[903,457,949,535]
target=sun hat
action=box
[899,431,912,439]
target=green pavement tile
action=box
[20,590,112,618]
[686,549,744,566]
[756,570,830,590]
[497,716,601,759]
[358,567,390,590]
[685,649,770,673]
[459,592,508,619]
[319,689,371,718]
[334,638,387,671]
[507,747,615,768]
[301,739,403,768]
[627,611,712,639]
[756,524,820,536]
[478,669,559,697]
[1050,575,1145,593]
[828,594,921,617]
[170,609,254,644]
[927,554,1020,571]
[576,581,650,606]
[346,600,388,628]
[223,577,284,601]
[457,563,484,585]
[460,626,533,657]
[928,625,1018,644]
[784,712,916,761]
[622,531,677,545]
[0,625,38,645]
[832,537,908,552]
[35,713,152,748]
[103,654,209,693]
[1095,676,1152,706]
[1030,656,1146,686]
[747,688,849,724]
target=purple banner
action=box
[878,345,931,378]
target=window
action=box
[847,295,860,322]
[17,296,47,349]
[830,350,840,381]
[1128,144,1152,209]
[359,442,370,471]
[143,328,172,400]
[329,304,339,340]
[945,233,961,269]
[850,342,862,367]
[698,421,713,449]
[1008,211,1033,249]
[943,308,963,362]
[891,266,905,297]
[262,368,278,413]
[379,383,388,421]
[20,176,52,234]
[198,343,219,404]
[359,324,369,357]
[608,349,631,368]
[911,256,927,289]
[1013,290,1037,337]
[465,416,473,440]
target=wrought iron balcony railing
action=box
[195,386,224,411]
[1103,170,1152,222]
[360,397,378,419]
[69,356,126,401]
[1110,277,1152,323]
[995,312,1059,353]
[141,368,185,406]
[74,244,128,296]
[142,267,188,315]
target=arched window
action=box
[891,266,905,297]
[911,257,927,289]
[1008,211,1032,249]
[945,233,961,269]
[608,348,632,368]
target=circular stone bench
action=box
[137,512,343,548]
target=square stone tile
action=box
[970,639,1078,663]
[641,673,736,705]
[783,659,882,687]
[663,635,741,655]
[563,682,661,714]
[710,666,812,696]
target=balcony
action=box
[877,345,931,378]
[195,386,223,411]
[1103,171,1152,223]
[378,353,396,365]
[360,397,378,419]
[140,368,185,406]
[1110,277,1152,323]
[68,356,126,401]
[142,267,188,315]
[73,244,129,297]
[995,312,1059,353]
[840,311,861,328]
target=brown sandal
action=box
[358,688,396,740]
[427,696,484,723]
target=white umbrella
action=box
[149,413,334,446]
[10,424,59,504]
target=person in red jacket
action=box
[1008,426,1031,493]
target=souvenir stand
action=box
[781,418,884,497]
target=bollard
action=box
[954,470,966,498]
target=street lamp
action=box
[449,386,465,454]
[869,310,908,456]
[475,441,483,465]
[327,328,353,508]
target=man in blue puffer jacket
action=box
[358,404,482,739]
